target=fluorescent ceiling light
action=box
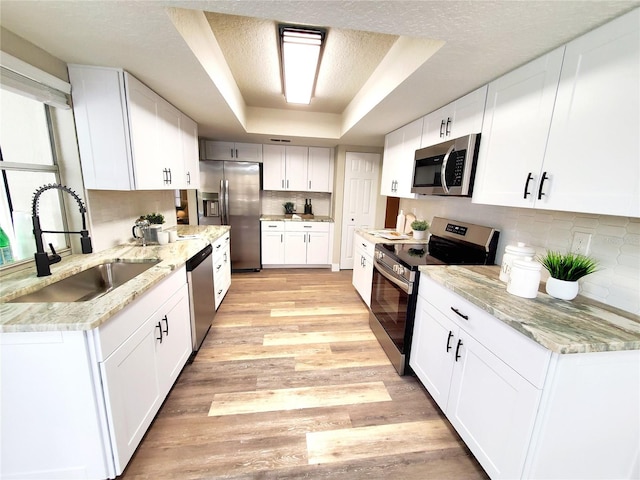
[279,25,326,105]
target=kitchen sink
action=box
[9,259,161,303]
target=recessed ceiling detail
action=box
[204,11,398,114]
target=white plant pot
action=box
[545,277,580,300]
[413,230,427,240]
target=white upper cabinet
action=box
[180,114,200,189]
[420,86,487,147]
[308,147,333,192]
[473,8,639,217]
[380,117,423,198]
[201,141,262,162]
[540,9,640,217]
[471,48,564,208]
[262,145,333,192]
[68,65,196,191]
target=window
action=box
[0,88,69,267]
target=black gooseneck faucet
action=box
[32,183,93,277]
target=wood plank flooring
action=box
[120,269,488,479]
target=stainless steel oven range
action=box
[369,216,499,375]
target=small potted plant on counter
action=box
[538,250,599,300]
[411,219,429,240]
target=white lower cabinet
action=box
[212,232,231,309]
[284,222,330,266]
[262,221,332,267]
[411,273,640,479]
[0,266,192,479]
[261,221,285,265]
[411,291,543,480]
[351,232,374,307]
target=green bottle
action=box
[0,226,14,265]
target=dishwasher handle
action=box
[186,244,213,271]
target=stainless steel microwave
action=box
[411,134,480,196]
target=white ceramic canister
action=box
[499,242,536,282]
[506,257,542,299]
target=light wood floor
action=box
[120,269,488,479]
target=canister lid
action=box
[505,242,535,255]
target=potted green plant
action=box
[538,250,598,300]
[411,219,429,240]
[283,202,295,215]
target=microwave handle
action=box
[440,144,456,194]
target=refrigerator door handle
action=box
[224,179,230,225]
[220,179,226,225]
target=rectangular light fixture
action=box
[279,25,326,105]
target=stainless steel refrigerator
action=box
[198,161,261,271]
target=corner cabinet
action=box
[473,8,639,217]
[411,273,640,479]
[263,145,333,193]
[69,65,199,191]
[380,117,423,198]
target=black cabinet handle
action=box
[156,321,163,343]
[446,331,454,352]
[455,339,463,361]
[523,172,533,199]
[537,171,548,200]
[186,171,191,185]
[445,117,452,136]
[162,315,169,335]
[450,307,469,320]
[440,120,445,137]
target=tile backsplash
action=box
[261,191,331,216]
[86,190,177,252]
[400,197,640,315]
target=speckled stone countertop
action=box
[356,229,430,245]
[420,265,640,354]
[260,215,333,222]
[0,225,229,333]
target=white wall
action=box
[400,196,640,315]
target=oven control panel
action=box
[445,223,468,236]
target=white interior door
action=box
[340,152,380,269]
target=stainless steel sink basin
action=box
[9,259,160,303]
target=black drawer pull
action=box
[538,171,549,200]
[446,331,454,352]
[455,339,463,361]
[156,322,163,343]
[450,307,469,320]
[523,172,533,199]
[162,315,169,335]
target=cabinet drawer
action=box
[284,221,331,232]
[95,266,187,361]
[261,221,285,232]
[418,273,550,388]
[212,232,230,258]
[354,232,375,257]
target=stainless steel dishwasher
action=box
[186,243,215,356]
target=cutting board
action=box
[404,213,416,234]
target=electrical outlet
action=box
[571,232,592,255]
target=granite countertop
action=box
[356,228,429,245]
[260,215,333,222]
[420,265,640,354]
[0,225,230,333]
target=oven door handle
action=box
[374,258,413,294]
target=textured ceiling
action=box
[1,1,638,147]
[205,12,398,113]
